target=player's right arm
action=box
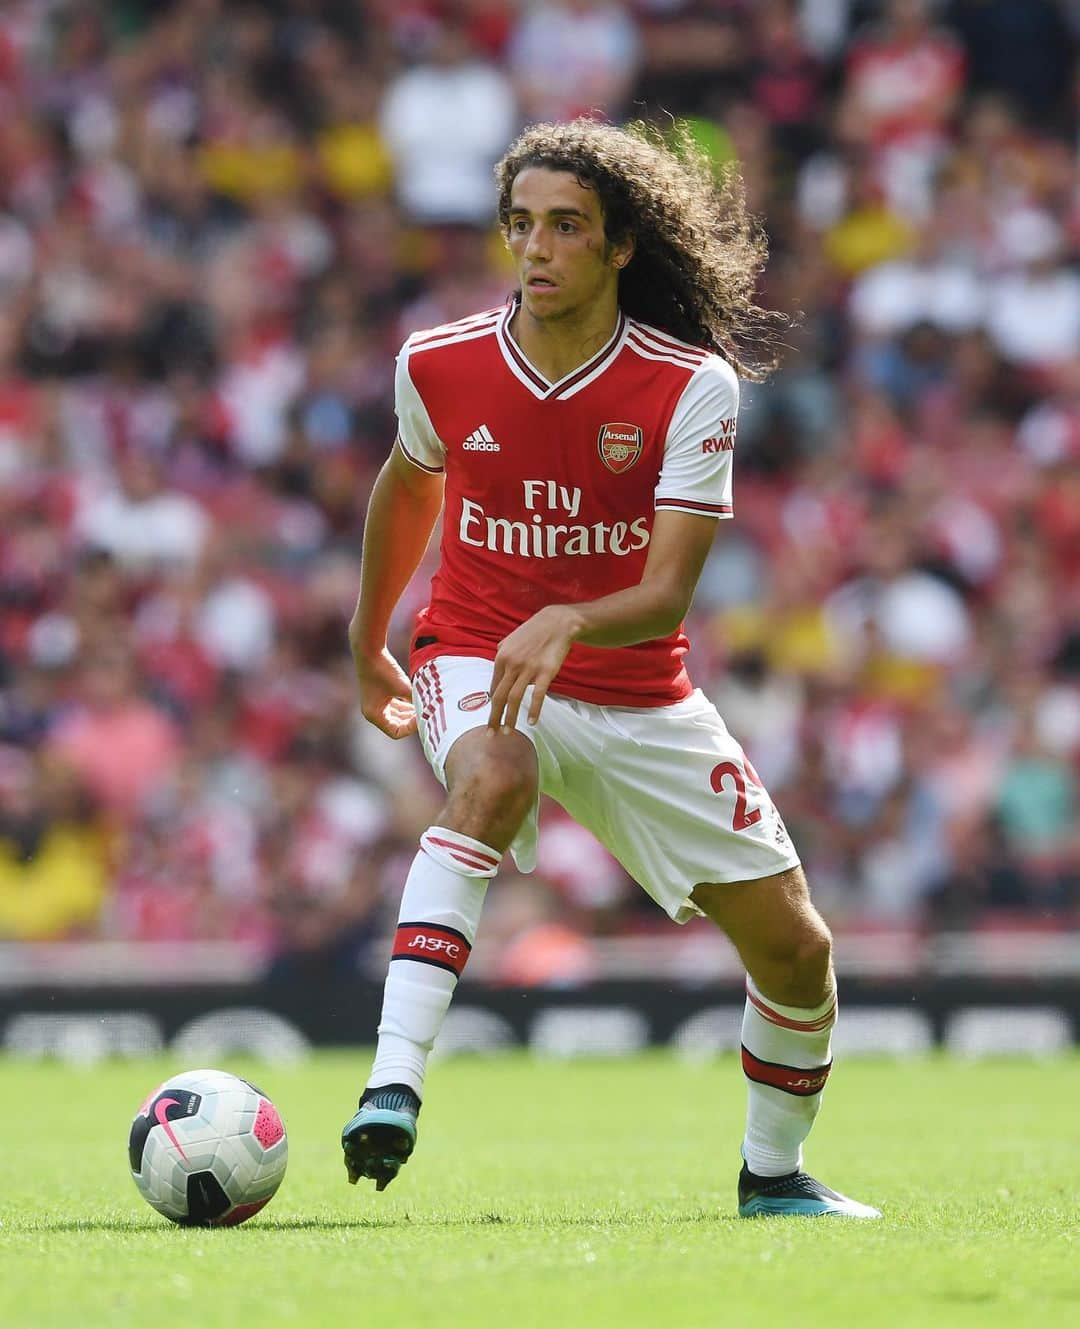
[350,340,447,738]
[348,441,444,739]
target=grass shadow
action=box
[21,1216,392,1234]
[20,1207,728,1235]
[257,1209,727,1233]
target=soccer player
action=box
[342,120,880,1219]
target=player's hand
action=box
[352,647,416,739]
[488,605,581,732]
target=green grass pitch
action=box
[1,1052,1077,1329]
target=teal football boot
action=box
[341,1085,420,1191]
[738,1163,881,1218]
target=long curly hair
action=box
[495,119,785,381]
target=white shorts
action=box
[412,656,801,924]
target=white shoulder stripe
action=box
[406,318,501,356]
[410,309,502,337]
[629,327,707,367]
[627,330,712,372]
[626,336,702,372]
[409,307,504,345]
[629,318,710,359]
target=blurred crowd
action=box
[0,0,1077,981]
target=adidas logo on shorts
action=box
[463,424,500,452]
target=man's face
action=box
[506,167,632,323]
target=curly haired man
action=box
[342,119,880,1219]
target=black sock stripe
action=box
[740,1044,831,1077]
[389,953,463,976]
[741,1044,832,1096]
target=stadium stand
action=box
[0,0,1076,985]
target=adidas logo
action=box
[463,424,500,452]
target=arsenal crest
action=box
[597,422,643,474]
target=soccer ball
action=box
[128,1068,288,1226]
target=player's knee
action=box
[475,746,538,815]
[444,731,538,840]
[750,918,833,1008]
[796,921,833,986]
[779,922,833,1006]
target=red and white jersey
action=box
[396,298,738,707]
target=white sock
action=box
[740,975,836,1177]
[367,826,501,1099]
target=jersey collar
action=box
[496,295,628,402]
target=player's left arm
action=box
[488,355,737,731]
[487,509,718,730]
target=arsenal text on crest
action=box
[597,422,644,474]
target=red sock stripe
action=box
[746,985,836,1032]
[741,1045,832,1096]
[424,834,500,873]
[392,922,471,977]
[445,847,492,871]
